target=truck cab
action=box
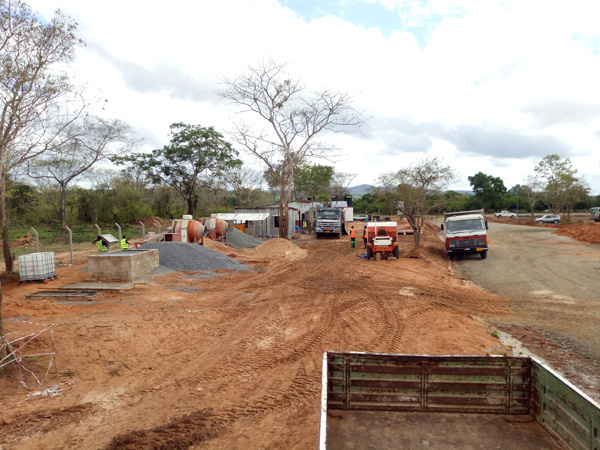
[315,208,343,238]
[441,210,488,259]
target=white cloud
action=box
[25,0,600,194]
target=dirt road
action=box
[1,224,507,449]
[456,221,600,395]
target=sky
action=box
[27,0,600,194]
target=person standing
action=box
[363,225,368,249]
[302,219,307,233]
[349,226,356,248]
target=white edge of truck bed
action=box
[319,352,328,450]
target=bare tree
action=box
[220,58,364,238]
[523,174,544,217]
[329,171,356,205]
[378,157,456,248]
[223,165,265,207]
[27,115,137,234]
[1,0,84,272]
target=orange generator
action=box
[365,221,399,260]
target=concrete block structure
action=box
[87,249,159,282]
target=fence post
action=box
[154,221,161,234]
[30,227,39,253]
[65,226,73,266]
[95,224,101,237]
[139,221,145,239]
[115,223,122,242]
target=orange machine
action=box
[206,214,228,242]
[163,215,205,243]
[365,221,399,260]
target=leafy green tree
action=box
[293,164,335,201]
[112,123,241,216]
[534,154,589,216]
[443,191,472,213]
[6,177,39,224]
[468,172,507,211]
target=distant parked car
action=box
[353,214,368,221]
[535,214,561,224]
[495,211,516,218]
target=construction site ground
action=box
[1,216,599,449]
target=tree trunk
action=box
[278,181,286,239]
[0,282,8,357]
[0,172,13,273]
[60,182,67,236]
[186,196,194,216]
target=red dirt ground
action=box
[0,218,596,449]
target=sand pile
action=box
[203,237,306,263]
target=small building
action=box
[233,205,298,238]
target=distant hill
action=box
[347,184,373,196]
[347,186,473,196]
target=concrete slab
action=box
[60,282,134,291]
[26,290,102,301]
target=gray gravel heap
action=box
[225,227,264,249]
[142,242,250,272]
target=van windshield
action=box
[446,218,485,233]
[317,210,341,220]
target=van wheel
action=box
[553,220,558,224]
[480,251,487,259]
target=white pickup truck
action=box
[495,210,516,218]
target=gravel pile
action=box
[225,227,264,249]
[142,242,250,272]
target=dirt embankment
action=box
[487,215,600,244]
[0,223,525,449]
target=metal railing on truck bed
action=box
[319,351,600,450]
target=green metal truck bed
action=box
[319,352,600,450]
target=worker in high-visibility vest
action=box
[349,226,356,248]
[120,236,130,250]
[363,225,368,249]
[95,236,107,253]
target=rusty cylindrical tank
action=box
[173,215,205,243]
[206,215,228,241]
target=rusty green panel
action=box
[327,352,531,414]
[531,359,600,450]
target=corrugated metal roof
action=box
[217,213,270,221]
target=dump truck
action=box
[314,208,345,239]
[365,221,399,260]
[319,351,600,450]
[441,209,488,259]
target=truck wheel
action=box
[393,246,399,258]
[316,233,320,239]
[480,251,487,259]
[367,247,373,259]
